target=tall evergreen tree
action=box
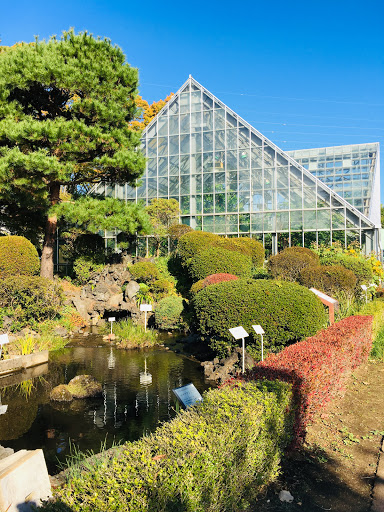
[0,30,146,278]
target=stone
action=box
[0,449,52,512]
[50,385,73,402]
[106,293,124,309]
[125,280,140,300]
[72,296,90,323]
[279,490,294,503]
[53,326,68,337]
[67,375,102,398]
[0,445,14,461]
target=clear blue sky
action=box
[2,0,384,201]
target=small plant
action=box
[155,295,186,330]
[73,256,104,286]
[128,261,160,284]
[15,335,35,355]
[113,319,158,349]
[135,283,153,306]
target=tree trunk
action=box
[40,183,60,279]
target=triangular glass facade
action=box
[94,76,379,255]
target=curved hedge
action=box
[0,236,39,278]
[299,264,357,297]
[193,279,327,353]
[188,247,252,282]
[319,253,373,286]
[190,273,239,297]
[177,231,218,263]
[217,237,265,267]
[268,247,319,282]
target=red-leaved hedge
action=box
[190,273,239,296]
[240,315,373,445]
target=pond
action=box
[0,337,211,474]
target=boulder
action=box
[125,280,140,300]
[50,385,73,402]
[72,296,90,323]
[106,293,124,309]
[67,375,102,398]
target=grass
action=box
[113,319,158,349]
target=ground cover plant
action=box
[192,278,327,357]
[41,380,293,512]
[243,315,373,445]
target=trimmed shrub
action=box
[177,231,218,263]
[268,247,319,282]
[151,278,175,300]
[190,273,239,297]
[0,236,39,278]
[188,247,252,282]
[318,253,373,286]
[299,264,357,297]
[193,279,327,354]
[168,223,194,240]
[244,315,373,445]
[128,261,160,284]
[155,296,186,330]
[218,237,265,267]
[0,276,63,327]
[73,256,104,286]
[41,380,293,512]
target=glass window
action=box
[168,115,178,134]
[251,213,263,231]
[317,209,331,230]
[303,210,316,230]
[203,132,213,152]
[203,93,213,110]
[148,137,157,158]
[277,167,289,188]
[181,196,190,214]
[147,178,157,198]
[169,136,178,155]
[276,211,289,231]
[147,158,157,178]
[214,109,225,130]
[239,213,250,233]
[203,110,213,131]
[264,213,276,232]
[251,147,263,168]
[277,189,289,210]
[239,192,250,212]
[169,156,179,175]
[147,123,157,138]
[291,211,303,230]
[215,194,226,213]
[169,176,179,196]
[181,175,190,195]
[252,193,263,211]
[227,193,238,212]
[191,91,201,112]
[158,116,168,137]
[215,172,225,192]
[264,146,275,167]
[238,127,249,149]
[226,214,238,232]
[290,188,302,209]
[192,174,202,194]
[203,195,214,214]
[215,130,225,151]
[203,173,213,193]
[226,112,237,129]
[203,153,213,173]
[332,208,345,229]
[227,150,237,170]
[215,215,226,233]
[252,169,263,190]
[191,112,202,132]
[158,177,168,197]
[158,157,168,177]
[251,132,262,147]
[214,151,225,170]
[180,155,190,174]
[169,98,179,114]
[191,133,202,153]
[180,93,190,113]
[264,190,275,210]
[180,134,190,155]
[226,129,237,150]
[203,215,214,232]
[180,114,190,134]
[239,150,249,169]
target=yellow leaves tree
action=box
[130,93,174,131]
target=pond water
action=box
[0,337,211,474]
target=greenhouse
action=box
[93,76,381,256]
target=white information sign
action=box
[361,285,368,291]
[310,288,338,305]
[0,334,9,345]
[0,405,7,415]
[173,383,203,409]
[229,326,249,340]
[252,325,265,335]
[140,304,153,312]
[108,317,116,322]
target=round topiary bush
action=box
[268,247,319,282]
[177,231,219,264]
[299,264,357,298]
[155,296,186,330]
[128,262,160,284]
[187,247,252,282]
[190,273,239,297]
[151,278,174,300]
[192,279,327,354]
[0,236,39,278]
[217,237,265,267]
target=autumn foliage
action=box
[190,273,239,296]
[240,315,373,445]
[130,93,174,131]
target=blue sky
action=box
[2,0,384,200]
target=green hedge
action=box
[0,235,40,278]
[299,264,357,297]
[188,247,252,282]
[193,279,327,354]
[41,380,293,512]
[268,246,319,282]
[177,231,218,263]
[217,237,265,267]
[128,262,160,284]
[319,253,373,286]
[155,295,186,330]
[0,276,63,328]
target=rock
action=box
[53,326,68,337]
[50,385,73,402]
[0,445,14,461]
[67,375,102,398]
[279,490,294,503]
[125,280,140,300]
[72,296,90,323]
[106,293,123,309]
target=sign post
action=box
[229,326,249,373]
[252,325,265,361]
[139,304,153,332]
[310,288,339,324]
[361,284,368,303]
[108,317,115,336]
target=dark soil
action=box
[253,360,384,512]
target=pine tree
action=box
[0,30,146,278]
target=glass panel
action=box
[203,215,214,232]
[203,132,213,152]
[226,112,237,129]
[239,192,250,212]
[180,196,190,214]
[180,134,190,154]
[332,208,345,229]
[169,98,179,114]
[203,110,213,131]
[148,137,157,158]
[239,213,250,232]
[215,172,225,192]
[290,188,302,209]
[251,132,262,147]
[227,130,237,150]
[179,92,190,113]
[214,151,225,170]
[169,115,178,134]
[227,193,238,212]
[180,155,190,174]
[158,116,168,137]
[303,210,316,230]
[180,114,190,134]
[147,178,157,198]
[291,211,303,230]
[191,133,202,152]
[191,91,201,112]
[158,157,168,177]
[215,215,226,233]
[277,189,289,210]
[169,156,179,175]
[181,175,190,195]
[169,176,179,195]
[277,167,289,188]
[203,195,214,213]
[191,112,202,132]
[203,153,213,173]
[169,136,179,155]
[238,127,249,149]
[276,211,289,231]
[317,209,331,230]
[251,213,263,231]
[264,212,276,232]
[191,154,202,173]
[252,148,263,168]
[252,169,263,190]
[215,130,225,151]
[239,150,249,169]
[304,232,316,248]
[214,109,225,130]
[203,173,213,193]
[215,193,226,213]
[227,151,237,171]
[226,214,238,233]
[264,146,275,167]
[252,193,263,211]
[158,177,168,197]
[192,174,202,194]
[147,158,157,178]
[203,93,213,110]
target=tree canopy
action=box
[0,30,146,277]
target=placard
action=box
[229,326,249,340]
[252,325,265,335]
[108,317,116,322]
[173,383,203,409]
[0,334,9,346]
[310,288,338,305]
[140,304,153,312]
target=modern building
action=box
[93,76,381,256]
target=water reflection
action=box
[0,342,211,473]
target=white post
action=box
[228,326,249,374]
[144,311,147,332]
[140,304,152,333]
[242,337,245,373]
[252,325,265,362]
[261,333,264,361]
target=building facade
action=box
[93,76,381,256]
